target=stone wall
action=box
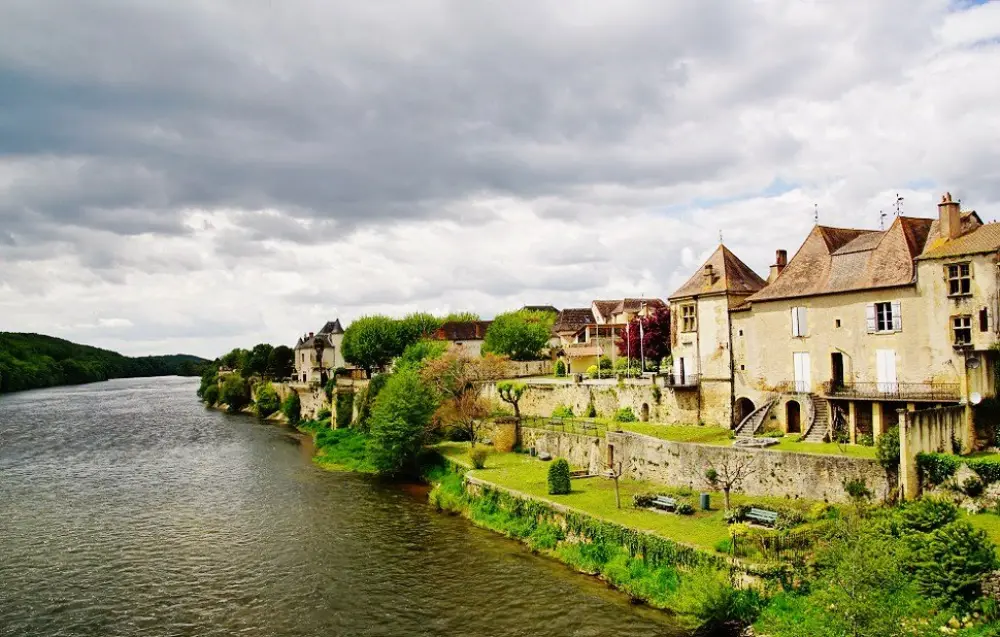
[267,382,329,420]
[522,429,890,504]
[483,380,700,425]
[505,360,554,377]
[899,405,968,499]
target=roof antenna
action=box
[879,209,887,230]
[895,193,904,217]
[814,203,819,224]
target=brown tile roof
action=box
[612,298,667,314]
[918,216,1000,260]
[747,216,935,303]
[554,308,596,333]
[592,300,620,321]
[669,245,767,300]
[433,320,492,341]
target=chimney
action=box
[939,192,962,240]
[704,264,714,281]
[768,249,788,283]
[308,331,314,338]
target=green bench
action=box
[746,507,779,527]
[650,496,678,512]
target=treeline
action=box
[0,332,210,393]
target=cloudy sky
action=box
[2,0,1000,358]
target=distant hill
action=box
[0,332,211,394]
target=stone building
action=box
[293,320,347,384]
[430,320,492,357]
[671,193,1000,449]
[554,299,667,373]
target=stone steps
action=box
[803,396,830,442]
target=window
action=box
[980,308,990,333]
[866,301,902,333]
[681,304,697,332]
[791,306,807,337]
[835,319,841,328]
[947,263,972,296]
[953,315,972,346]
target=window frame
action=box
[680,303,698,333]
[952,314,973,346]
[947,262,972,297]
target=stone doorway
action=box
[786,400,801,434]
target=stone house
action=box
[554,299,666,374]
[431,320,492,357]
[671,193,999,449]
[293,320,347,384]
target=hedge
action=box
[916,452,1000,486]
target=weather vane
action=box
[814,203,819,224]
[895,193,904,217]
[719,229,723,244]
[879,209,887,230]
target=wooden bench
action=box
[650,496,678,512]
[569,468,590,479]
[746,507,779,527]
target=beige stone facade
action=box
[293,320,347,385]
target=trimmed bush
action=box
[554,360,566,377]
[551,404,574,418]
[963,476,985,498]
[281,392,302,424]
[676,503,695,515]
[586,365,599,379]
[968,457,1000,485]
[469,447,488,469]
[586,401,597,418]
[547,458,571,495]
[598,355,612,370]
[614,406,638,423]
[916,452,961,486]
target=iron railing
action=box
[822,381,961,401]
[662,373,701,388]
[522,417,608,438]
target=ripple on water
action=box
[0,377,688,636]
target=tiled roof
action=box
[747,217,935,303]
[433,320,492,341]
[592,300,620,321]
[612,298,667,314]
[918,218,1000,260]
[318,319,344,335]
[669,245,767,300]
[554,308,596,333]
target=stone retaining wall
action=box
[522,428,890,504]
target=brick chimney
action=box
[939,192,962,240]
[768,249,788,283]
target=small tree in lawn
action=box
[548,459,571,495]
[421,352,507,446]
[704,456,757,511]
[605,461,624,509]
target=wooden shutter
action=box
[798,307,808,337]
[791,307,800,336]
[865,304,876,333]
[891,301,902,332]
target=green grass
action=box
[300,424,377,473]
[614,422,734,445]
[435,442,824,552]
[966,511,1000,545]
[765,438,878,459]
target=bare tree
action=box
[704,455,758,511]
[421,352,507,446]
[604,461,625,509]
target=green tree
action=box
[220,348,250,374]
[482,310,554,361]
[395,339,448,372]
[912,520,998,604]
[547,458,571,495]
[354,373,390,432]
[342,315,407,375]
[266,345,295,379]
[398,312,443,344]
[219,373,251,413]
[247,343,273,378]
[497,381,526,420]
[442,311,480,322]
[366,369,438,475]
[281,392,302,424]
[202,384,220,406]
[255,382,280,417]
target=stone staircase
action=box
[734,398,776,438]
[803,395,830,442]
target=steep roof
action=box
[747,217,935,303]
[433,320,492,341]
[318,319,344,335]
[592,300,620,321]
[612,298,667,314]
[917,212,994,260]
[669,245,767,301]
[554,308,596,333]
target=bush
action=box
[335,391,354,428]
[968,458,1000,485]
[551,404,574,418]
[367,369,439,476]
[673,565,765,631]
[528,522,565,551]
[899,497,959,534]
[843,478,871,501]
[876,426,901,471]
[316,405,331,421]
[547,458,571,495]
[280,392,301,424]
[554,360,566,377]
[614,406,638,423]
[469,448,488,469]
[255,382,281,417]
[613,357,640,378]
[856,433,874,447]
[917,452,961,486]
[598,355,612,370]
[586,401,597,418]
[633,493,656,508]
[758,429,784,438]
[963,476,985,498]
[676,503,695,515]
[354,373,389,432]
[202,384,220,406]
[219,374,251,413]
[324,377,336,403]
[586,365,599,379]
[913,520,999,604]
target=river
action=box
[0,377,687,636]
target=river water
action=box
[0,377,686,636]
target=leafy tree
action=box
[912,520,998,604]
[219,373,251,413]
[497,381,526,420]
[255,382,280,417]
[442,311,480,322]
[616,307,670,365]
[421,352,507,445]
[247,343,273,378]
[482,310,554,361]
[366,369,439,476]
[281,392,302,424]
[220,348,250,374]
[395,339,448,372]
[202,384,220,406]
[397,312,443,344]
[266,345,295,379]
[342,315,408,375]
[547,458,571,495]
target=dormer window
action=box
[681,304,697,332]
[947,263,972,297]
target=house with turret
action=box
[293,320,347,384]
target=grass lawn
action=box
[765,438,878,459]
[967,511,1000,545]
[613,422,734,445]
[436,442,823,552]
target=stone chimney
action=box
[939,192,962,240]
[704,264,714,282]
[768,249,788,283]
[308,331,314,338]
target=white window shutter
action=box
[891,301,902,331]
[798,307,808,337]
[865,304,876,333]
[791,307,800,336]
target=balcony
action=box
[822,381,961,402]
[662,373,701,389]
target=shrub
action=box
[367,369,439,476]
[614,406,638,423]
[586,401,597,418]
[598,355,612,370]
[280,392,302,424]
[354,373,389,432]
[633,493,656,509]
[547,458,571,495]
[613,357,640,378]
[202,384,220,406]
[316,405,331,421]
[759,429,784,438]
[469,447,488,469]
[673,565,765,631]
[856,433,874,447]
[219,374,251,413]
[963,476,985,498]
[676,503,695,515]
[255,382,281,417]
[876,426,901,471]
[899,496,959,534]
[913,520,999,604]
[551,404,574,418]
[843,478,871,501]
[528,522,565,551]
[586,365,599,379]
[723,505,748,524]
[335,391,354,428]
[554,360,566,377]
[968,457,1000,485]
[916,452,961,486]
[324,377,336,402]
